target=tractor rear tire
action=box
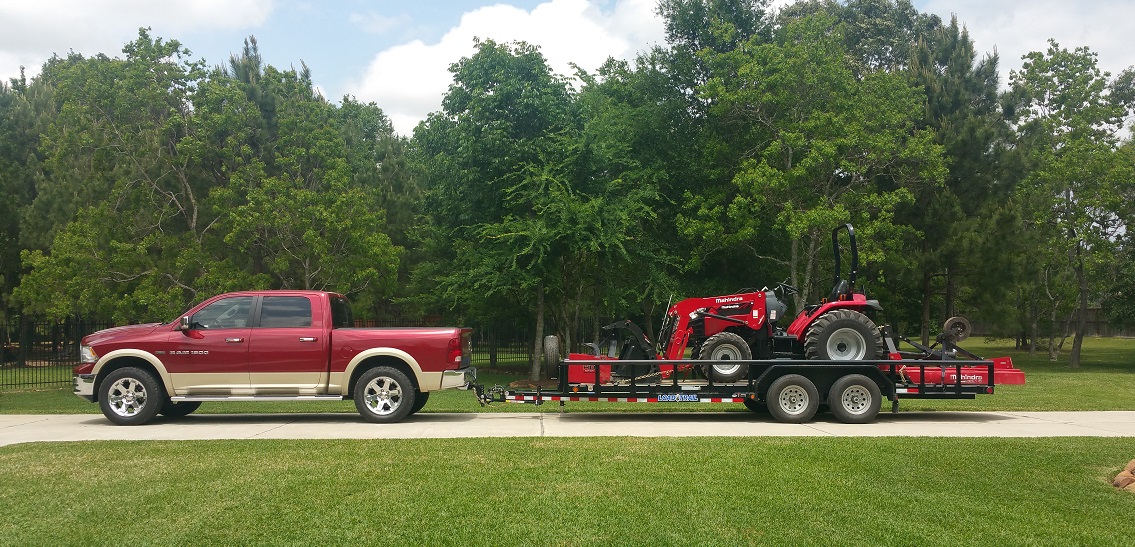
[804,310,884,361]
[699,332,751,383]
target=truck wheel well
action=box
[348,356,419,398]
[94,357,162,403]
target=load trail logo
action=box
[657,393,699,402]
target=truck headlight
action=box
[80,345,98,364]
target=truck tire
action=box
[159,400,202,418]
[766,374,819,423]
[827,374,882,424]
[409,391,430,415]
[804,310,883,361]
[699,332,751,383]
[354,366,415,424]
[99,367,164,426]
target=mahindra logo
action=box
[715,296,744,303]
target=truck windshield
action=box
[330,297,353,328]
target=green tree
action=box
[689,14,944,308]
[414,39,577,379]
[1009,40,1134,366]
[0,70,54,321]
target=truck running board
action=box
[169,395,345,402]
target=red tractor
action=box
[583,225,891,382]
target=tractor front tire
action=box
[699,332,751,383]
[804,310,884,361]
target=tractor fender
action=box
[786,297,881,339]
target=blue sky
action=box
[2,1,1132,135]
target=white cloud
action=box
[347,0,666,135]
[920,0,1135,87]
[0,0,272,82]
[348,11,411,34]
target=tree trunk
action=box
[1028,296,1038,356]
[944,267,956,320]
[1070,245,1088,368]
[920,269,932,346]
[530,281,545,381]
[641,292,655,344]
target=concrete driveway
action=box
[2,411,1134,446]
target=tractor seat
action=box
[829,279,850,301]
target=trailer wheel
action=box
[699,332,751,383]
[742,398,766,414]
[827,374,881,424]
[766,374,819,423]
[354,366,415,423]
[804,310,883,361]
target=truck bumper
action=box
[442,367,477,390]
[74,373,96,402]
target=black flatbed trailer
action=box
[476,357,1002,424]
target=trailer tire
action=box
[159,400,201,418]
[804,310,883,361]
[742,398,767,414]
[354,366,415,423]
[699,332,751,383]
[828,374,881,424]
[766,374,820,423]
[99,367,164,426]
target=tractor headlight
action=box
[79,345,98,364]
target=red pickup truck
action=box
[73,290,474,425]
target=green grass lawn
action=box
[1,338,1133,545]
[0,437,1131,545]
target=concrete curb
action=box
[2,411,1134,446]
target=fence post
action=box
[17,315,31,368]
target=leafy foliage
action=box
[0,3,1133,369]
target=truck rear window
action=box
[330,297,353,328]
[259,296,313,328]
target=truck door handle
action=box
[225,337,244,343]
[299,337,317,342]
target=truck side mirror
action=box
[178,316,191,331]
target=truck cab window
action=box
[191,297,253,329]
[330,297,353,329]
[258,296,313,328]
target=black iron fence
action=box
[1,319,535,390]
[1,319,114,389]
